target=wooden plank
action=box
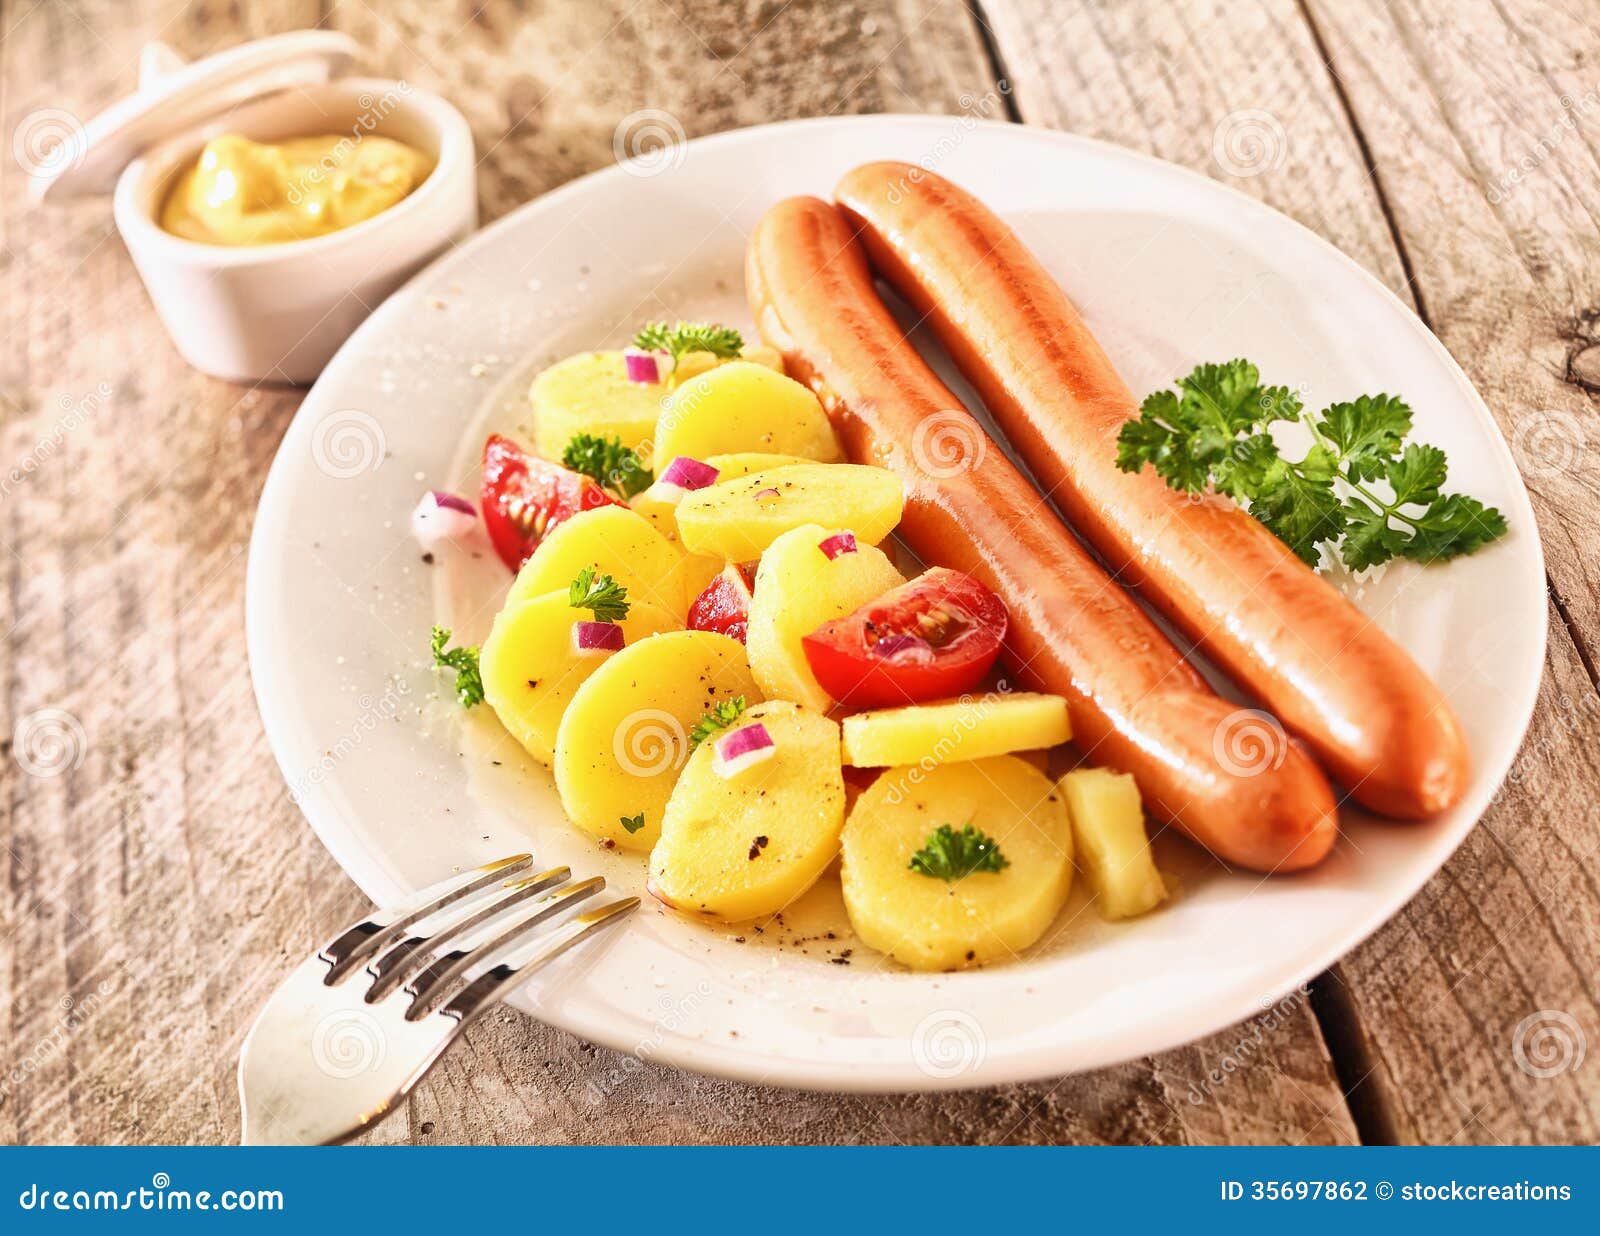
[1294,0,1600,1143]
[0,0,356,1146]
[0,0,1357,1147]
[980,0,1600,1141]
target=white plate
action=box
[247,116,1545,1092]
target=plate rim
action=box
[246,113,1547,1093]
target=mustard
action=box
[160,133,434,246]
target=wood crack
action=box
[1296,0,1433,326]
[964,0,1023,122]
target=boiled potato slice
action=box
[842,693,1071,768]
[676,465,904,560]
[627,485,721,599]
[672,345,785,386]
[481,591,682,765]
[841,755,1073,970]
[656,362,842,464]
[507,505,689,615]
[648,701,844,920]
[529,350,664,462]
[1059,767,1168,920]
[746,523,903,711]
[554,631,759,849]
[703,451,809,479]
[631,453,808,547]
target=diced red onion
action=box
[818,531,858,559]
[873,632,928,659]
[660,456,720,491]
[624,349,661,384]
[572,621,625,654]
[714,721,776,779]
[645,478,687,506]
[753,486,781,501]
[411,489,479,551]
[430,490,474,514]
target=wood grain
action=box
[0,0,1582,1146]
[981,0,1600,1143]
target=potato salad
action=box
[421,321,1171,971]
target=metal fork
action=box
[237,855,637,1145]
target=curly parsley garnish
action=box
[1116,359,1508,571]
[620,811,646,835]
[568,567,631,623]
[687,695,748,750]
[561,432,652,499]
[633,320,744,373]
[909,823,1010,882]
[429,625,483,708]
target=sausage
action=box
[747,196,1338,872]
[833,163,1468,820]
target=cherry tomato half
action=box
[687,563,756,644]
[801,567,1008,707]
[480,433,622,571]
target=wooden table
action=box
[3,0,1596,1145]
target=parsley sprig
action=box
[633,320,744,373]
[429,625,483,708]
[1116,360,1508,571]
[620,811,646,835]
[561,433,652,499]
[909,823,1010,882]
[568,567,631,623]
[687,696,747,750]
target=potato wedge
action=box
[1059,767,1169,920]
[676,464,904,561]
[481,591,682,766]
[507,505,689,616]
[648,701,844,920]
[746,523,903,711]
[841,755,1073,970]
[842,693,1071,768]
[554,631,759,849]
[529,350,664,462]
[656,362,842,464]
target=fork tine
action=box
[320,854,533,983]
[437,897,640,1025]
[364,867,571,1001]
[403,876,608,1018]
